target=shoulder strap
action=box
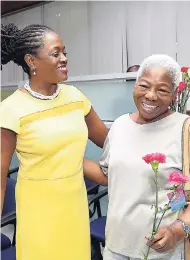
[183,119,190,260]
[183,118,190,201]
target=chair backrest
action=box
[84,177,96,189]
[2,178,16,216]
[84,177,99,195]
[1,233,11,250]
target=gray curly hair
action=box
[136,54,181,91]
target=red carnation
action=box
[178,82,187,92]
[181,67,189,73]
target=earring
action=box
[31,67,36,75]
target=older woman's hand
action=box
[146,226,177,253]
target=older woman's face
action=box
[133,67,174,121]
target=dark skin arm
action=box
[84,107,109,185]
[85,107,109,148]
[1,128,16,213]
[83,158,108,186]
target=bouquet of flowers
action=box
[142,153,190,260]
[170,67,190,114]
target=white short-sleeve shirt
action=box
[100,112,189,259]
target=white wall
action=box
[1,1,190,101]
[125,1,177,65]
[44,2,90,76]
[43,1,127,75]
[176,2,190,67]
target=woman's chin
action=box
[139,107,159,120]
[139,109,170,123]
[57,75,68,83]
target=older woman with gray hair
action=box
[84,54,190,260]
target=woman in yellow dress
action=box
[1,23,108,260]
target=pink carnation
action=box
[168,172,190,185]
[142,153,166,164]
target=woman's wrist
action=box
[169,221,188,242]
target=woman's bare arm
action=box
[1,128,16,213]
[85,107,109,148]
[84,107,109,185]
[83,158,108,186]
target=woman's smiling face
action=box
[133,67,174,122]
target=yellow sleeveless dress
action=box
[0,84,91,260]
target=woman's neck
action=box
[29,78,58,96]
[133,110,174,125]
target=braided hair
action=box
[1,23,53,75]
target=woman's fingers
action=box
[145,229,164,247]
[146,226,176,253]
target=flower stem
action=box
[153,172,158,234]
[144,169,159,260]
[181,89,190,113]
[156,190,176,232]
[144,189,176,260]
[155,206,167,233]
